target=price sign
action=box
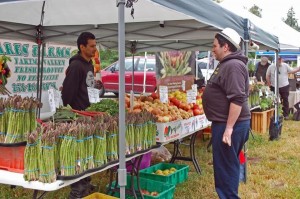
[54,89,62,108]
[192,84,198,93]
[182,80,186,91]
[159,86,168,103]
[48,88,56,112]
[187,89,196,104]
[87,87,100,103]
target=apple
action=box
[193,104,200,110]
[151,92,159,99]
[173,99,181,107]
[193,108,201,116]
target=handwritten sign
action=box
[159,86,168,103]
[48,88,56,112]
[87,87,100,103]
[187,89,196,104]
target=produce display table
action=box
[0,119,211,198]
[0,147,156,199]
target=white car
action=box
[196,57,217,81]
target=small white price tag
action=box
[48,88,56,112]
[182,80,186,91]
[159,86,168,103]
[87,87,100,103]
[192,84,198,93]
[187,89,196,104]
[54,90,62,108]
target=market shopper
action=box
[202,28,250,199]
[62,31,96,110]
[266,57,300,119]
[62,32,97,198]
[254,56,270,82]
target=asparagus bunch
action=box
[94,122,108,167]
[107,117,119,161]
[59,123,77,176]
[76,123,85,173]
[93,114,110,167]
[84,123,95,170]
[38,129,56,183]
[5,96,25,143]
[4,96,41,143]
[24,129,40,181]
[125,113,136,154]
[134,114,144,151]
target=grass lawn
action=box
[0,120,299,198]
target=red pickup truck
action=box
[98,56,157,96]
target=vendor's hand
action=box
[222,127,233,146]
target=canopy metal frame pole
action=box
[274,52,279,122]
[117,0,126,198]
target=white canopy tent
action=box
[0,0,279,51]
[220,0,300,49]
[0,0,281,198]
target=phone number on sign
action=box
[11,82,57,93]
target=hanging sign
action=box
[87,87,100,103]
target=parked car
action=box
[98,56,156,96]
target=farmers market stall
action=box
[0,0,282,198]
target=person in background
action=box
[266,57,300,119]
[202,28,250,199]
[62,32,96,110]
[254,56,270,82]
[61,32,97,197]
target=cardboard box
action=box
[181,117,195,135]
[156,120,182,142]
[194,114,207,131]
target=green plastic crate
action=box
[108,175,175,199]
[139,163,189,186]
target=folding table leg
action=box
[32,190,47,199]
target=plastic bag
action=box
[151,146,172,164]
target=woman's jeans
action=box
[211,120,250,199]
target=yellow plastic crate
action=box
[84,193,119,199]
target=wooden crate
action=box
[251,109,274,134]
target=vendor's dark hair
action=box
[77,32,96,52]
[215,34,237,52]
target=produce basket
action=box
[0,142,26,173]
[84,192,118,199]
[139,163,189,186]
[108,175,175,199]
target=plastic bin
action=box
[126,152,152,172]
[108,175,175,199]
[0,143,26,173]
[84,192,118,199]
[139,163,189,186]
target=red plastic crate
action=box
[0,145,25,173]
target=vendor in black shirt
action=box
[254,56,270,82]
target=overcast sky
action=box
[245,0,300,21]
